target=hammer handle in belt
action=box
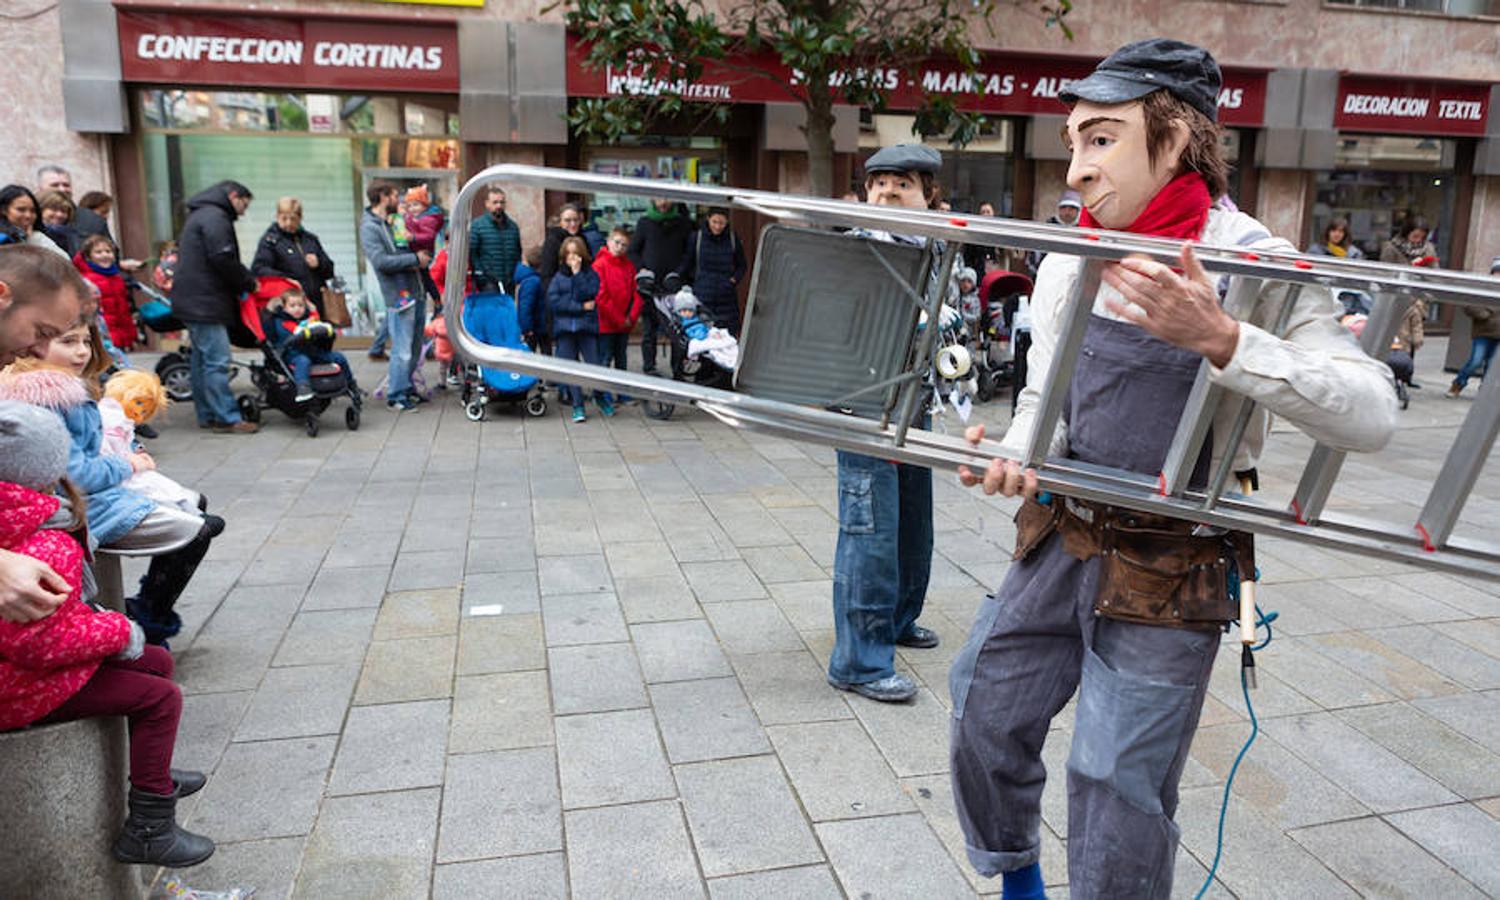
[1238,474,1256,645]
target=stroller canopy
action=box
[980,270,1033,303]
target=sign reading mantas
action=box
[566,36,1268,127]
[1335,75,1489,136]
[117,11,459,93]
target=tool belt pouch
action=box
[1095,525,1237,630]
[1012,496,1062,562]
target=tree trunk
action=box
[802,84,837,198]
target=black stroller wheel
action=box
[345,406,361,430]
[156,357,193,403]
[524,394,548,418]
[305,415,320,438]
[236,395,261,424]
[465,400,487,422]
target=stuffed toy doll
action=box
[99,370,201,513]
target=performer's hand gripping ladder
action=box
[443,165,1500,582]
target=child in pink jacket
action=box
[0,400,214,869]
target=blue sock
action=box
[1002,862,1046,900]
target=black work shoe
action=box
[827,673,918,703]
[112,787,215,868]
[171,769,207,797]
[135,423,159,439]
[896,625,940,649]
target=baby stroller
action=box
[457,291,548,422]
[233,276,363,437]
[972,271,1033,403]
[636,270,734,421]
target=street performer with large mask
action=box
[948,39,1399,899]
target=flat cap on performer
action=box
[863,144,943,176]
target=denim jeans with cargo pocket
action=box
[829,449,933,685]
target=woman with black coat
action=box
[251,196,336,315]
[676,208,747,335]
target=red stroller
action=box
[973,270,1033,402]
[232,276,363,437]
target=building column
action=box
[1254,169,1314,246]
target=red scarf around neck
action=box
[1079,172,1211,241]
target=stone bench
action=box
[0,552,143,899]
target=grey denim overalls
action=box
[948,314,1223,899]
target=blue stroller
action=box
[458,291,548,421]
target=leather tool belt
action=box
[1013,495,1252,632]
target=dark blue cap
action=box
[1060,38,1222,123]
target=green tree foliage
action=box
[551,0,1073,196]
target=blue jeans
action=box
[368,315,390,355]
[598,331,631,401]
[186,321,240,426]
[553,330,601,407]
[386,297,426,401]
[1453,336,1498,389]
[830,449,933,684]
[287,348,352,385]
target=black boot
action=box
[112,787,215,867]
[135,524,213,644]
[171,769,207,797]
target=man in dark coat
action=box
[628,198,694,375]
[172,180,258,433]
[468,185,523,295]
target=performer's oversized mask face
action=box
[1064,100,1187,230]
[865,172,928,210]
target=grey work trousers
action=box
[948,534,1220,899]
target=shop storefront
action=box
[114,9,462,320]
[1312,75,1489,268]
[568,38,1268,220]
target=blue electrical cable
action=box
[1193,602,1275,900]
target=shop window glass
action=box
[141,133,359,284]
[583,140,727,233]
[1311,150,1457,267]
[138,90,457,136]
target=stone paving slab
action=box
[649,677,771,763]
[437,747,562,863]
[327,699,449,796]
[1287,816,1487,899]
[816,814,975,899]
[674,754,824,877]
[631,620,734,683]
[548,642,648,715]
[138,345,1500,898]
[564,801,704,899]
[555,708,676,809]
[294,788,441,897]
[432,854,569,899]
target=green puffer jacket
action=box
[469,211,523,294]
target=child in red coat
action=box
[0,400,214,868]
[592,226,640,403]
[75,234,135,351]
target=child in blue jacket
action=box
[545,236,612,423]
[514,247,545,352]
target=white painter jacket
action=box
[1004,207,1400,474]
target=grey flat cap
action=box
[864,144,942,176]
[1060,38,1222,122]
[0,400,71,490]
